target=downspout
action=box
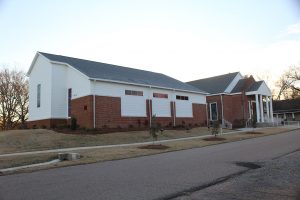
[220,94,224,126]
[205,103,209,127]
[93,80,96,129]
[173,89,176,127]
[148,86,152,128]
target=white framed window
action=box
[210,102,218,121]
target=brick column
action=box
[170,101,176,127]
[146,99,152,127]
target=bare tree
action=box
[275,66,300,100]
[0,68,28,130]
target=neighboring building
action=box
[273,98,300,121]
[187,72,273,128]
[27,52,208,129]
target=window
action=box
[176,95,189,101]
[125,90,143,96]
[37,84,41,107]
[210,102,218,121]
[68,88,72,117]
[153,93,168,99]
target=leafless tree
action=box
[0,68,28,130]
[275,66,300,100]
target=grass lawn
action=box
[0,126,297,175]
[0,127,234,154]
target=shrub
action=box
[211,121,220,137]
[149,115,163,143]
[70,117,77,130]
[128,124,134,129]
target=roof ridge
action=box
[187,72,239,83]
[39,52,165,76]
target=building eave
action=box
[89,77,209,95]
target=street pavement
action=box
[0,129,299,200]
[173,150,300,200]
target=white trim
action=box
[260,95,264,122]
[209,102,218,121]
[270,97,274,122]
[93,80,96,129]
[27,52,40,76]
[224,72,243,93]
[255,94,260,122]
[90,78,208,95]
[50,61,91,80]
[207,92,242,96]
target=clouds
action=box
[287,22,300,35]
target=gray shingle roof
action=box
[231,79,246,93]
[39,52,206,93]
[247,81,263,92]
[187,72,239,94]
[273,98,300,113]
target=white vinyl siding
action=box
[176,101,193,117]
[28,54,52,121]
[152,99,171,117]
[121,96,146,117]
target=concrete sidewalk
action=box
[0,129,244,158]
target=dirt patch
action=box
[203,137,226,141]
[138,144,170,150]
[244,132,264,135]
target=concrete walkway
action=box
[0,129,244,158]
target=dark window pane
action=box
[37,84,41,107]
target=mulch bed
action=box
[138,144,170,150]
[244,132,264,135]
[203,137,226,141]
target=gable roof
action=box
[246,81,263,92]
[187,72,239,94]
[33,52,206,94]
[230,79,246,93]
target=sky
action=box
[0,0,300,89]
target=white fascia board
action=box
[224,72,243,93]
[246,81,272,96]
[89,78,209,95]
[207,92,242,96]
[49,61,90,80]
[26,52,41,76]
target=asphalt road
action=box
[173,150,300,200]
[0,129,300,200]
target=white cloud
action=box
[287,22,300,35]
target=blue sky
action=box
[0,0,299,88]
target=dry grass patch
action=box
[0,127,234,154]
[1,126,297,175]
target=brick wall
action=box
[207,94,252,128]
[72,95,207,129]
[28,95,207,129]
[71,95,93,128]
[27,118,67,128]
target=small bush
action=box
[149,115,162,143]
[70,117,77,130]
[211,121,220,137]
[128,124,134,129]
[41,125,47,129]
